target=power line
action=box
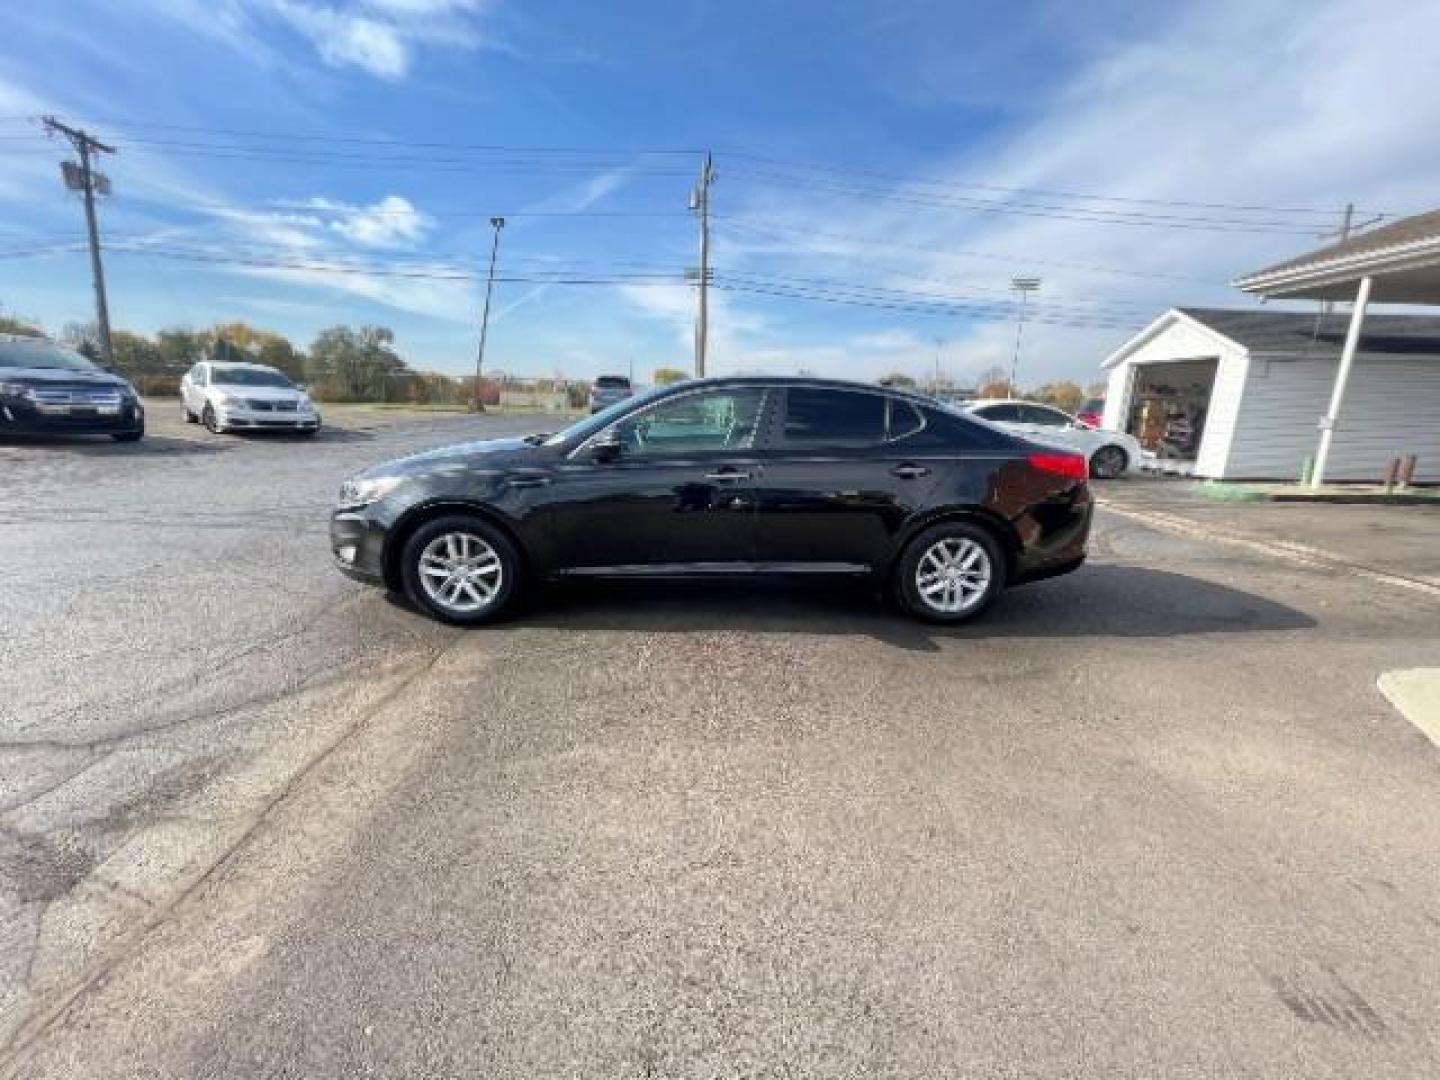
[720,216,1224,285]
[712,280,1142,331]
[718,150,1393,219]
[723,167,1328,235]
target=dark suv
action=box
[331,377,1092,624]
[0,335,145,441]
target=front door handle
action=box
[704,470,751,482]
[506,475,552,489]
[890,463,930,479]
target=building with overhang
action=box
[1098,210,1440,483]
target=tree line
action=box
[0,315,584,407]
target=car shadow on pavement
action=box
[0,433,227,456]
[472,564,1316,653]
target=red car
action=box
[1075,397,1104,428]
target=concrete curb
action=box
[1195,482,1440,507]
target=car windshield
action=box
[544,384,670,446]
[595,376,630,389]
[0,338,101,372]
[213,367,294,388]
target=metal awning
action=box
[1231,207,1440,486]
[1234,209,1440,303]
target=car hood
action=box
[0,366,132,389]
[360,435,540,479]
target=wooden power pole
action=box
[42,116,116,364]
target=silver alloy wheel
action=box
[417,531,504,614]
[915,536,992,614]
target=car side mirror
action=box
[590,428,623,463]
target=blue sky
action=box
[3,0,1440,386]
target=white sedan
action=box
[180,361,321,436]
[961,399,1141,479]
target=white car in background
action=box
[180,361,321,436]
[961,399,1141,479]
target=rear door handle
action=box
[890,464,930,479]
[705,470,751,482]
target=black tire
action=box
[893,520,1006,624]
[1090,444,1128,479]
[400,514,522,626]
[201,402,221,434]
[183,406,199,424]
[112,421,144,443]
[297,426,319,438]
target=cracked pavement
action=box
[3,409,1440,1078]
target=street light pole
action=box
[1009,276,1041,394]
[473,216,505,413]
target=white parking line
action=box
[1378,669,1440,749]
[1098,500,1440,600]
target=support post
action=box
[1311,274,1372,488]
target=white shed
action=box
[1101,307,1440,482]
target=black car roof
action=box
[661,374,936,404]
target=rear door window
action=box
[1020,404,1071,427]
[782,388,887,448]
[973,403,1021,423]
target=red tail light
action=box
[1028,451,1088,481]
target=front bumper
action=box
[0,396,144,436]
[330,510,388,585]
[216,404,320,430]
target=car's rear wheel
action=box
[895,522,1005,624]
[1090,444,1128,479]
[183,406,198,424]
[400,515,520,625]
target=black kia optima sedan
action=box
[331,377,1092,624]
[0,335,145,441]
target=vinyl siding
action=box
[1223,355,1440,481]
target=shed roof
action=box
[1105,307,1440,369]
[1233,208,1440,302]
[1178,307,1440,358]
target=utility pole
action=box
[932,338,944,395]
[473,216,505,412]
[1009,277,1041,394]
[42,116,116,364]
[1320,204,1355,317]
[690,153,714,379]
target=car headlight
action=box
[298,398,315,413]
[0,381,35,400]
[337,475,405,510]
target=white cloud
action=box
[303,195,433,248]
[264,0,494,79]
[709,0,1440,387]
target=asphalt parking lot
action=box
[3,405,1439,1078]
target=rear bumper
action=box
[1013,487,1093,583]
[0,397,144,436]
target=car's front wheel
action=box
[894,521,1005,624]
[201,402,223,434]
[400,515,521,625]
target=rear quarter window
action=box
[899,407,1014,451]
